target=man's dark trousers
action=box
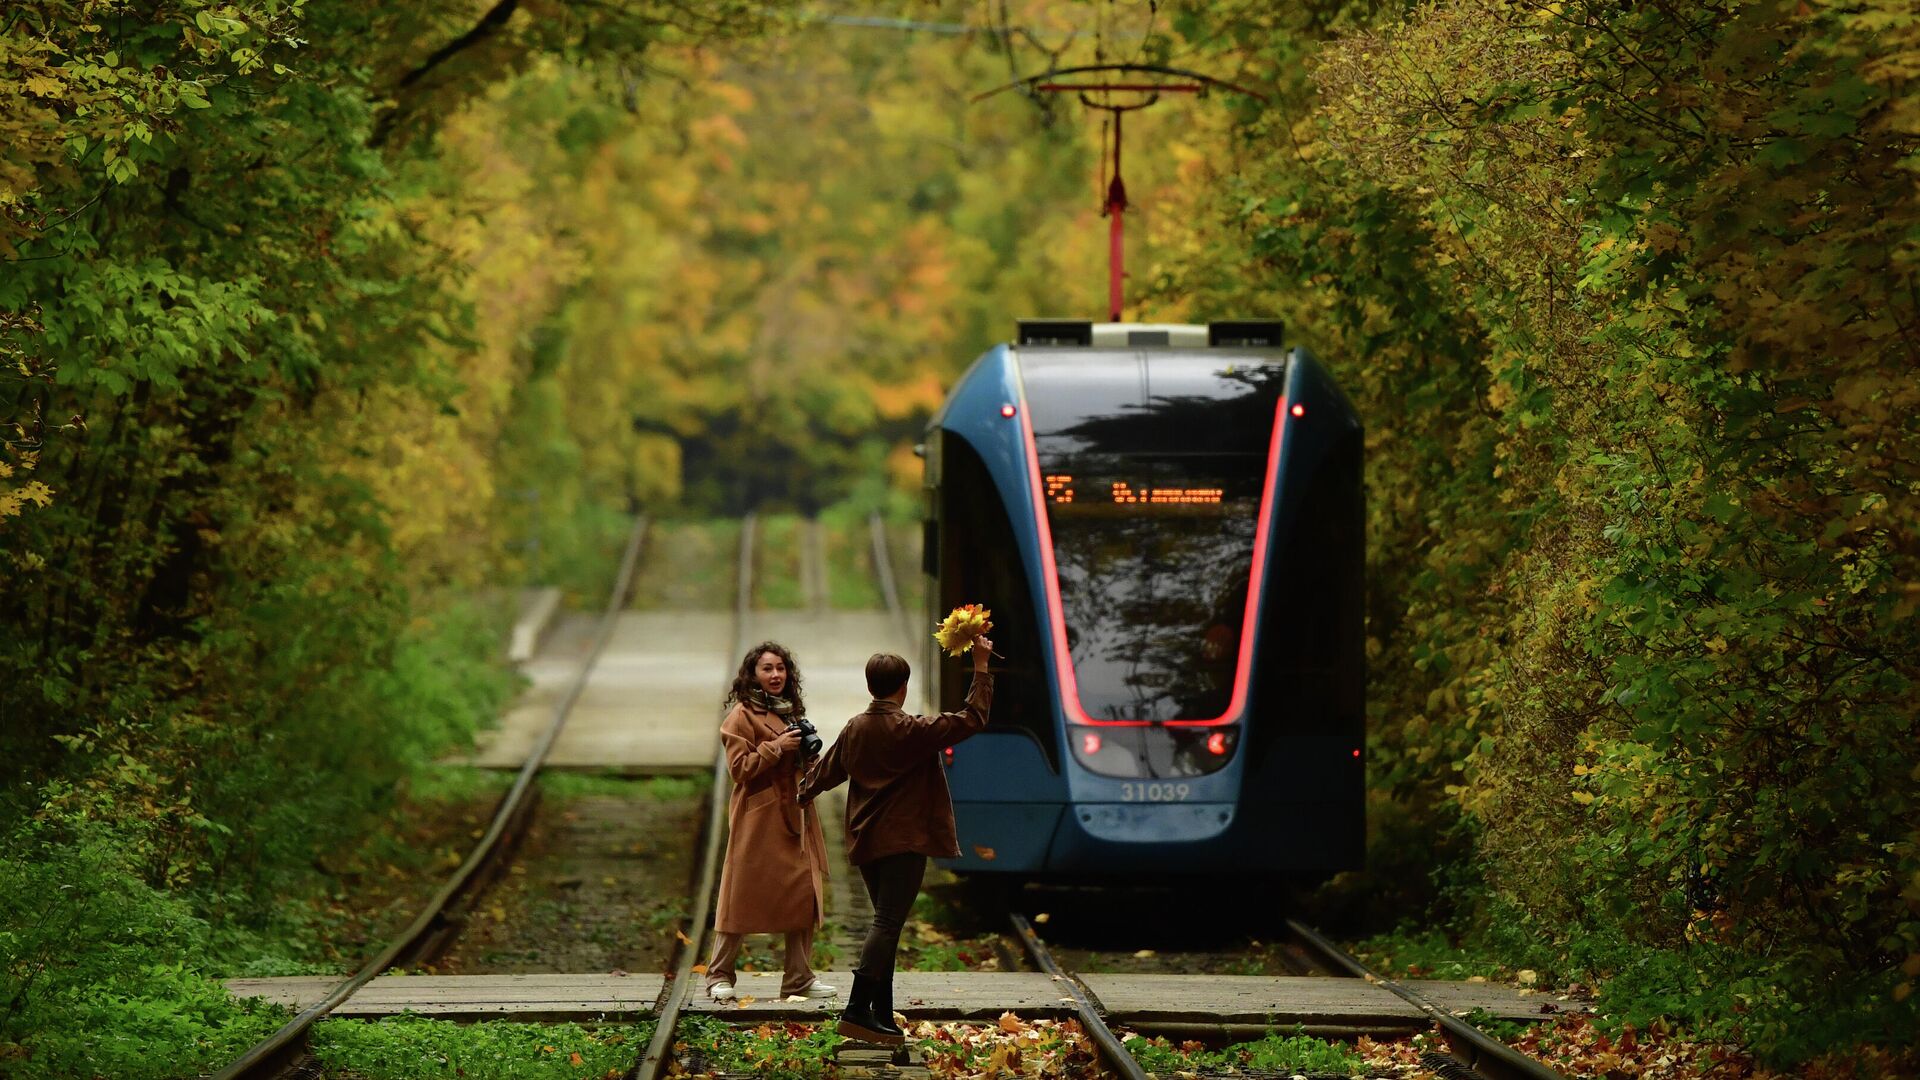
[857,852,927,983]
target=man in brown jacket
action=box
[799,637,994,1045]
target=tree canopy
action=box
[2,0,1915,1073]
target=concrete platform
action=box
[508,587,563,664]
[227,971,1586,1026]
[467,611,735,771]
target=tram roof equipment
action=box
[1015,319,1284,348]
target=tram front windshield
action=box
[1023,351,1285,723]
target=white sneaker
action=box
[708,982,735,1001]
[793,978,837,998]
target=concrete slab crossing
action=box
[225,973,664,1021]
[467,611,734,772]
[225,971,1586,1027]
[465,595,919,772]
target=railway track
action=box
[630,514,758,1079]
[214,512,1573,1080]
[998,909,1568,1080]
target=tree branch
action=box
[395,0,521,93]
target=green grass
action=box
[1,954,293,1080]
[753,514,806,609]
[537,771,710,801]
[310,1018,648,1079]
[811,933,841,970]
[1351,925,1516,982]
[1122,1029,1365,1077]
[628,519,741,610]
[676,1015,841,1078]
[885,521,925,618]
[406,762,518,805]
[822,518,884,609]
[903,940,970,971]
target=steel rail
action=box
[1286,920,1567,1080]
[1008,913,1151,1080]
[630,514,757,1080]
[210,517,652,1080]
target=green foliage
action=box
[0,0,792,1069]
[754,513,808,609]
[0,600,521,1073]
[1155,0,1920,1063]
[1124,1029,1364,1077]
[309,1018,648,1080]
[821,513,886,610]
[0,824,288,1079]
[506,9,1094,517]
[676,1015,842,1078]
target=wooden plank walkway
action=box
[226,971,1586,1026]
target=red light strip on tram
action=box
[1017,388,1291,728]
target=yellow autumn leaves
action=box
[934,604,993,657]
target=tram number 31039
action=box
[1119,782,1191,802]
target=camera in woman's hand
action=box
[786,715,823,758]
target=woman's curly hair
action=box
[724,640,806,717]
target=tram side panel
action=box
[1242,386,1366,873]
[931,423,1068,876]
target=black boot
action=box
[873,975,905,1039]
[836,973,904,1046]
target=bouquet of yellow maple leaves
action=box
[933,603,994,657]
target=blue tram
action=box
[922,320,1365,881]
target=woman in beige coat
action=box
[704,641,834,1002]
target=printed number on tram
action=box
[1120,782,1191,802]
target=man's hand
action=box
[772,728,804,757]
[973,636,993,673]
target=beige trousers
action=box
[704,927,816,997]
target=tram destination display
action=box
[1042,472,1244,513]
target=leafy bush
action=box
[1163,0,1920,1061]
[0,826,288,1079]
[0,597,519,1076]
